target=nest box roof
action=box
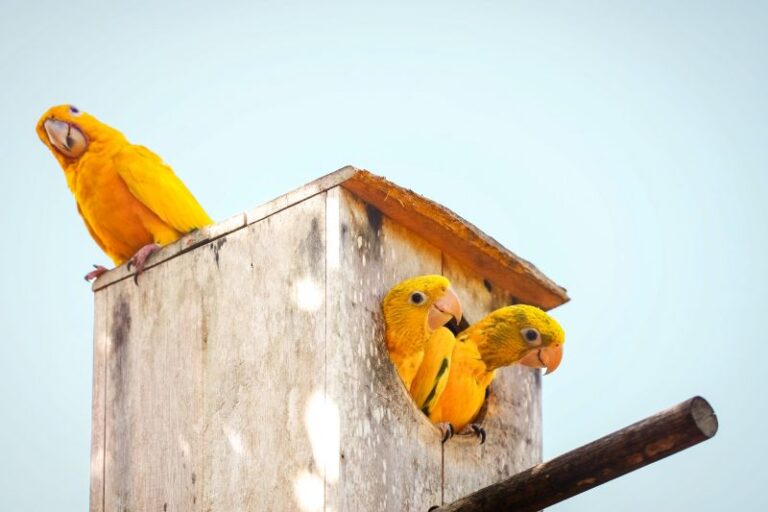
[93,166,569,309]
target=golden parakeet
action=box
[382,275,462,392]
[36,104,212,281]
[428,304,564,442]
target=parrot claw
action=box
[437,422,455,443]
[457,423,486,445]
[128,243,160,284]
[428,506,440,511]
[84,265,109,282]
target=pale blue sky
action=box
[1,1,766,510]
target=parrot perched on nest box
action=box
[36,104,212,282]
[428,304,564,443]
[382,275,463,394]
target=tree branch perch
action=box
[435,396,718,512]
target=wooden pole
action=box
[435,396,718,512]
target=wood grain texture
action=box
[92,212,247,291]
[440,253,543,506]
[201,194,327,511]
[102,253,205,512]
[89,292,107,512]
[326,188,444,511]
[437,396,718,512]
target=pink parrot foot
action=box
[84,265,109,282]
[436,422,455,443]
[126,243,160,284]
[457,423,486,445]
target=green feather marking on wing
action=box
[420,357,450,415]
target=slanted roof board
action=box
[339,169,568,310]
[93,166,569,311]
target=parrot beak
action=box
[519,343,563,375]
[428,287,462,330]
[43,119,88,158]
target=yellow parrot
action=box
[36,104,212,282]
[382,275,462,393]
[428,304,565,443]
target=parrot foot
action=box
[127,243,160,284]
[457,423,486,445]
[436,422,455,443]
[84,265,109,282]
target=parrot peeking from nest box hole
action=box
[382,275,463,397]
[36,104,213,283]
[384,276,565,444]
[427,304,565,443]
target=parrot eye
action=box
[521,328,540,345]
[409,291,426,305]
[69,105,81,116]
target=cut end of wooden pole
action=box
[690,396,718,438]
[435,395,719,512]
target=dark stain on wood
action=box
[365,202,383,233]
[483,278,493,292]
[361,202,383,261]
[210,237,227,268]
[298,217,324,279]
[111,297,131,350]
[200,297,209,349]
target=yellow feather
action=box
[429,305,565,431]
[382,275,456,390]
[410,327,456,415]
[36,104,212,265]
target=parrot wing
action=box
[410,327,456,416]
[427,335,492,430]
[116,145,212,233]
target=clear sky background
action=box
[1,1,766,510]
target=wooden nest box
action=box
[89,166,569,511]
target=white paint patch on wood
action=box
[200,194,326,511]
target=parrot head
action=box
[36,105,123,168]
[465,304,564,374]
[382,275,463,349]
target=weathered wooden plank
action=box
[437,396,718,512]
[93,166,358,292]
[90,292,107,512]
[440,253,543,506]
[245,165,358,226]
[341,170,568,310]
[92,212,247,291]
[325,188,444,511]
[202,193,327,511]
[102,255,204,511]
[91,169,555,511]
